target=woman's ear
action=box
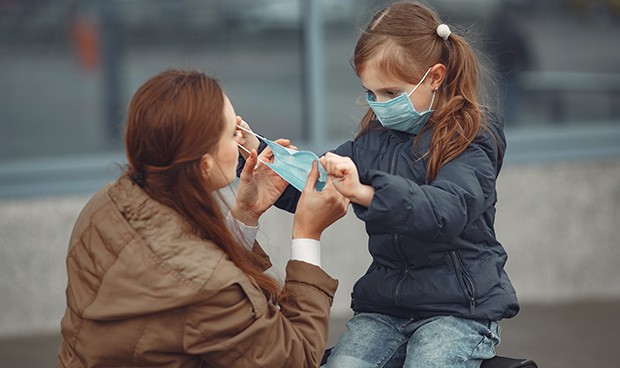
[430,63,446,89]
[200,153,215,182]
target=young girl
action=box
[239,1,519,367]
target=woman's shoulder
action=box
[104,176,233,289]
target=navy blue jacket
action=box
[240,115,519,321]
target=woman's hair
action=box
[353,1,494,182]
[124,69,280,299]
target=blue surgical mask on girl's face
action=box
[366,67,436,135]
[260,138,328,192]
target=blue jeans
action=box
[322,313,501,368]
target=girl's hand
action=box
[320,152,375,207]
[232,141,291,225]
[236,117,260,159]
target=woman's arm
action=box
[187,260,337,368]
[187,162,347,367]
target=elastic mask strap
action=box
[428,89,437,111]
[237,143,268,164]
[407,67,433,97]
[236,124,277,165]
[237,123,267,142]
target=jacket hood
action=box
[65,176,227,321]
[484,111,507,172]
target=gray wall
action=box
[1,159,619,338]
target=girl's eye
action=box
[365,89,375,100]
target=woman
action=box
[57,69,348,367]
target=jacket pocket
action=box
[449,251,477,315]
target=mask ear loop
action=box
[236,123,270,164]
[407,67,433,97]
[237,123,268,142]
[428,88,437,110]
[322,177,345,190]
[237,143,268,164]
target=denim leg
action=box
[322,313,409,368]
[403,316,501,368]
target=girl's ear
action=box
[430,63,446,89]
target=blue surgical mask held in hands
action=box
[237,126,328,192]
[366,67,436,134]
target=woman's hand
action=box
[293,161,350,240]
[236,117,260,159]
[320,152,374,207]
[232,139,292,226]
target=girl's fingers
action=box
[320,155,346,177]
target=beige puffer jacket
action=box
[57,176,338,368]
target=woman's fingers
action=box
[241,150,258,178]
[302,161,320,193]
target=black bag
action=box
[321,349,538,367]
[481,355,538,368]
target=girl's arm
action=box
[355,141,499,242]
[319,152,374,207]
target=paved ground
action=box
[2,299,618,368]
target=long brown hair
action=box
[124,69,280,299]
[353,1,493,182]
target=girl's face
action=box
[360,62,437,111]
[204,94,241,191]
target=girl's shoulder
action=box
[477,110,506,148]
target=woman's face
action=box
[359,61,436,111]
[205,94,241,191]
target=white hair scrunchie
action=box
[436,24,451,41]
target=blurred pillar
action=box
[99,0,123,147]
[301,0,326,149]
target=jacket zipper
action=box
[388,140,399,175]
[393,266,408,307]
[450,251,477,315]
[393,233,409,306]
[389,142,409,307]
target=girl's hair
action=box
[353,1,493,182]
[124,69,280,299]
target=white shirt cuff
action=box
[226,211,259,251]
[291,238,321,267]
